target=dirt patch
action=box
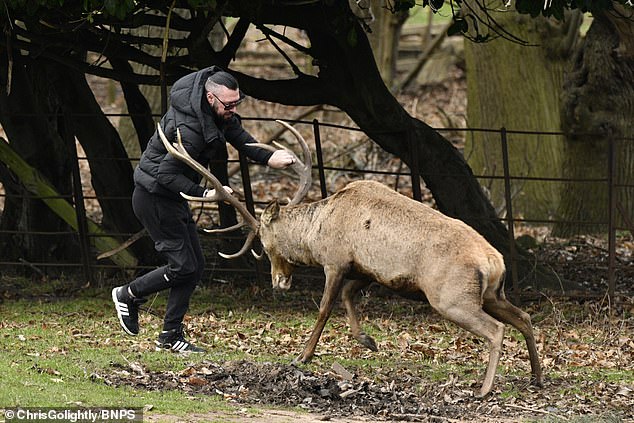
[144,409,371,423]
[99,351,632,422]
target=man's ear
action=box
[261,200,280,225]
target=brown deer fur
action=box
[259,179,543,397]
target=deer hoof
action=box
[358,333,378,352]
[291,354,311,366]
[475,387,493,398]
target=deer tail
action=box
[480,253,506,302]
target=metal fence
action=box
[0,116,631,300]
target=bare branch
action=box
[262,29,303,77]
[257,24,312,55]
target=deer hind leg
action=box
[434,300,505,397]
[483,294,543,388]
[341,279,377,352]
[293,264,347,365]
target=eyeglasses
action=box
[211,92,244,110]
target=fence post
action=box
[63,112,93,284]
[408,130,422,202]
[607,137,616,303]
[238,152,262,283]
[500,128,519,303]
[312,119,328,199]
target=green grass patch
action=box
[1,279,632,421]
[0,293,236,417]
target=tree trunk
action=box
[0,138,137,268]
[361,0,408,84]
[0,55,78,264]
[463,9,577,222]
[555,10,634,236]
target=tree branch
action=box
[234,72,328,106]
[259,25,305,77]
[8,44,184,85]
[110,57,155,150]
[257,24,312,55]
[218,18,250,65]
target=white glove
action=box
[203,185,233,199]
[267,149,296,169]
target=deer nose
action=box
[273,274,292,290]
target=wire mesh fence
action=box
[0,115,632,300]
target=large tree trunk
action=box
[0,54,79,265]
[463,9,578,222]
[555,9,634,236]
[0,138,138,268]
[234,2,559,290]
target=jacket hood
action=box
[170,65,225,143]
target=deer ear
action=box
[261,200,280,225]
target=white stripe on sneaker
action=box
[112,287,137,336]
[172,341,188,352]
[117,304,129,316]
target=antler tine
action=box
[217,231,258,259]
[157,123,260,258]
[274,120,312,206]
[244,120,312,206]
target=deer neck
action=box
[273,202,324,266]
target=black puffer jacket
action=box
[134,66,273,201]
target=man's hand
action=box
[267,149,296,169]
[203,185,233,199]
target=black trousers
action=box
[128,186,205,331]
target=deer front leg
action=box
[293,264,347,364]
[341,279,377,352]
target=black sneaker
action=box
[111,286,146,336]
[155,325,206,353]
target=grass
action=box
[1,278,632,421]
[0,282,344,419]
[0,295,226,415]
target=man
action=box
[112,66,295,353]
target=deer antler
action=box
[157,120,312,259]
[248,120,312,206]
[157,123,260,259]
[274,119,312,206]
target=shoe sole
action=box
[112,287,138,336]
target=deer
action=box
[157,121,543,398]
